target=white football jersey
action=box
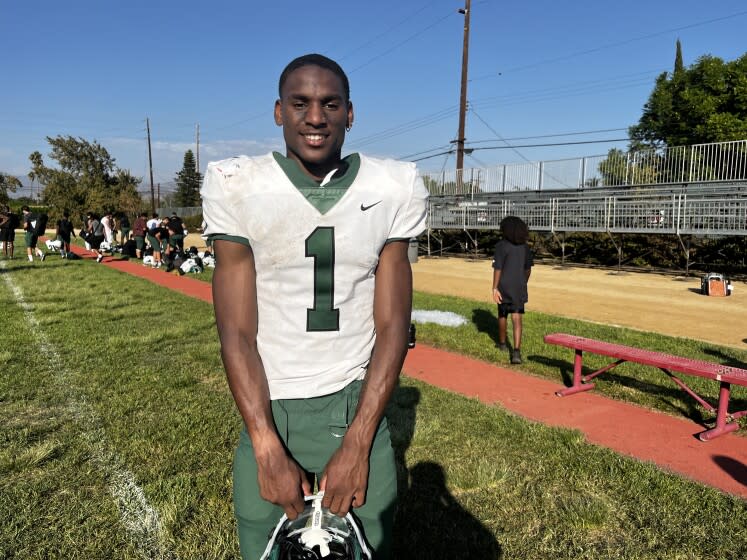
[202,152,428,399]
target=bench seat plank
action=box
[544,333,747,386]
[544,332,747,441]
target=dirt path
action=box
[412,257,746,350]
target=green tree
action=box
[597,148,627,185]
[0,172,21,205]
[674,39,684,75]
[629,45,747,148]
[29,136,144,219]
[173,149,202,207]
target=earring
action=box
[346,123,352,132]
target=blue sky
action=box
[1,0,745,197]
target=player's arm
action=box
[321,240,412,516]
[492,268,503,303]
[212,239,310,519]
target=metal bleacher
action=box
[421,140,747,237]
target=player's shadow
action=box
[712,455,747,487]
[393,461,503,559]
[385,384,421,497]
[472,308,499,346]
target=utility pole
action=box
[455,0,471,174]
[146,117,155,214]
[195,123,200,175]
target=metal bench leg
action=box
[698,382,739,441]
[556,349,596,397]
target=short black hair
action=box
[278,54,350,101]
[500,216,529,245]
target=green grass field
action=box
[1,253,746,559]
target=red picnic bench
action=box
[544,333,747,441]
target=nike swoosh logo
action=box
[360,201,382,211]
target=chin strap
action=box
[259,492,373,560]
[299,493,332,557]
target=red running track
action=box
[74,246,747,499]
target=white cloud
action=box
[103,136,282,179]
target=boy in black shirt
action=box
[492,216,533,364]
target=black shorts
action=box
[0,229,9,242]
[498,302,525,317]
[89,234,105,250]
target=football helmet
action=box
[46,239,63,250]
[260,493,371,560]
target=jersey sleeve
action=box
[200,159,249,246]
[388,164,429,241]
[492,242,505,270]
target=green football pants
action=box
[233,380,398,559]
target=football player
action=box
[202,53,428,559]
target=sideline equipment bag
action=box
[700,273,732,297]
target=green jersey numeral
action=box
[305,227,340,331]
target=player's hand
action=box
[492,288,503,304]
[255,447,312,520]
[319,443,369,516]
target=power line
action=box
[348,10,455,74]
[470,9,747,79]
[399,127,631,160]
[351,70,659,150]
[347,106,458,149]
[471,69,662,102]
[467,127,631,144]
[336,1,440,62]
[410,137,629,162]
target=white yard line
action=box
[1,261,177,560]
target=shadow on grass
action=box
[386,384,420,497]
[472,308,498,346]
[387,385,502,558]
[530,355,574,389]
[712,455,747,487]
[394,462,503,559]
[701,347,747,370]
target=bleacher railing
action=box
[421,139,747,196]
[427,191,747,236]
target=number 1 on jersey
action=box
[305,227,340,331]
